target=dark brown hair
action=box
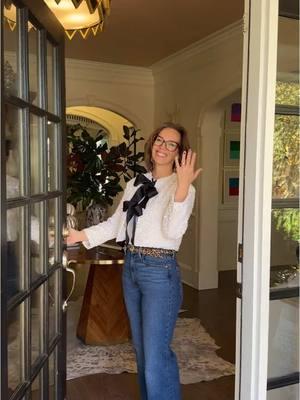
[144,122,190,171]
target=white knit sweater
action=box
[83,172,195,251]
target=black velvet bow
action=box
[123,174,158,244]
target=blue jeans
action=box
[122,250,183,400]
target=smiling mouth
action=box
[156,151,168,158]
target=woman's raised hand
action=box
[175,149,202,187]
[66,228,87,245]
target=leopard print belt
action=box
[126,244,177,258]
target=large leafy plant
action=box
[67,124,147,209]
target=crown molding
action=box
[65,58,154,87]
[152,19,243,74]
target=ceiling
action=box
[63,0,244,67]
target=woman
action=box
[67,122,202,400]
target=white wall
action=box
[152,21,243,289]
[65,59,154,140]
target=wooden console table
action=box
[67,245,131,345]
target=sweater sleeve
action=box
[162,184,196,240]
[82,191,127,249]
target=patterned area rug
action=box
[67,316,235,384]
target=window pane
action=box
[5,105,22,198]
[47,41,56,114]
[270,209,299,282]
[3,4,20,98]
[8,304,24,395]
[267,383,299,400]
[49,270,59,342]
[276,81,299,106]
[268,297,299,379]
[276,16,299,106]
[28,24,40,106]
[47,121,58,191]
[31,369,42,400]
[48,198,57,267]
[49,350,56,400]
[31,202,43,281]
[31,285,43,366]
[7,207,24,299]
[30,114,43,195]
[272,115,299,200]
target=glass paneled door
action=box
[1,1,67,400]
[235,0,299,399]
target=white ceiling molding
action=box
[65,58,154,87]
[152,19,243,74]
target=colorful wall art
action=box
[223,170,240,203]
[224,133,240,167]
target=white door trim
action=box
[235,0,279,399]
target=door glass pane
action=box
[7,206,24,298]
[28,25,40,106]
[31,369,42,400]
[30,114,43,195]
[267,384,299,400]
[8,304,24,395]
[31,202,43,281]
[5,104,22,198]
[270,208,299,284]
[48,198,57,267]
[276,16,299,106]
[268,297,299,379]
[47,41,55,114]
[272,115,300,200]
[31,285,43,366]
[47,121,58,191]
[49,270,58,342]
[3,3,20,98]
[49,350,56,400]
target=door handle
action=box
[62,251,76,312]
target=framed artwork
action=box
[230,103,241,122]
[223,169,240,203]
[224,133,240,166]
[224,102,242,129]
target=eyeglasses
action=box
[153,135,180,152]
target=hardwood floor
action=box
[67,272,236,400]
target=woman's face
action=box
[151,127,181,169]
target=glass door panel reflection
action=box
[5,104,22,198]
[49,270,59,343]
[47,41,56,114]
[28,24,40,106]
[272,114,299,200]
[47,121,58,192]
[268,297,299,379]
[7,206,25,299]
[267,384,299,400]
[31,285,43,367]
[31,369,42,400]
[270,209,299,282]
[48,350,56,400]
[3,3,20,98]
[30,114,43,195]
[31,202,43,281]
[7,304,24,396]
[48,198,57,267]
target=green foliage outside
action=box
[272,81,299,243]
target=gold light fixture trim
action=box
[3,0,111,40]
[44,0,111,39]
[4,2,35,32]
